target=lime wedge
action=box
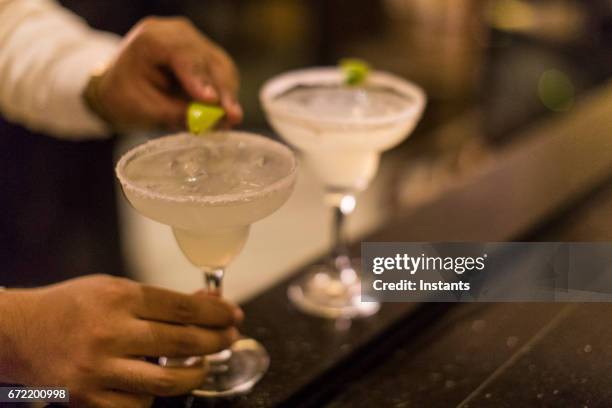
[187,102,225,135]
[340,58,371,86]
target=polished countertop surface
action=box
[155,176,612,408]
[325,180,612,408]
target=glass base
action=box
[287,263,380,319]
[191,338,269,398]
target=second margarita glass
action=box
[260,67,426,319]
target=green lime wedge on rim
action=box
[187,102,225,135]
[340,58,371,86]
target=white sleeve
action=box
[0,0,121,140]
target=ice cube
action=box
[183,159,206,178]
[207,144,222,159]
[176,148,208,182]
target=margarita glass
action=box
[116,131,297,396]
[260,67,425,319]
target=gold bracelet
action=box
[83,70,116,131]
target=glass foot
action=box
[191,338,269,398]
[288,263,380,319]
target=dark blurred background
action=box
[1,0,611,287]
[61,0,612,133]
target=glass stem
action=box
[327,193,356,273]
[203,267,224,296]
[332,205,349,263]
[202,267,233,370]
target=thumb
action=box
[143,86,188,130]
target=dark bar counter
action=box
[324,180,612,408]
[155,82,612,408]
[156,180,612,408]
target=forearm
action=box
[0,288,33,384]
[0,0,120,139]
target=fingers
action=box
[207,54,242,127]
[169,50,243,127]
[126,320,238,357]
[102,358,207,397]
[109,16,244,131]
[135,285,242,327]
[169,53,219,104]
[145,88,188,130]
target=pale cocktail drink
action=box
[261,68,425,318]
[119,132,295,268]
[266,83,420,192]
[116,131,297,397]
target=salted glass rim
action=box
[115,131,298,206]
[259,67,426,128]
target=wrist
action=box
[83,69,116,131]
[0,289,37,384]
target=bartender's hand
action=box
[0,275,242,407]
[90,16,243,131]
